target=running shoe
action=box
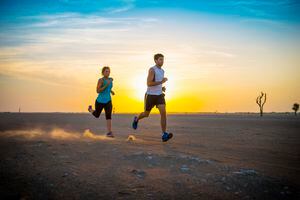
[162,132,173,142]
[132,116,138,130]
[106,132,114,138]
[88,105,93,113]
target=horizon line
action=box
[0,111,297,115]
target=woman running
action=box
[88,66,115,137]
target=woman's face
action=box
[103,69,110,77]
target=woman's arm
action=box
[110,78,115,95]
[96,78,111,93]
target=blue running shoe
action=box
[132,116,138,130]
[162,132,173,142]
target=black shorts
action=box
[144,93,166,111]
[92,100,112,119]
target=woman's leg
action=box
[106,120,112,133]
[104,101,113,132]
[92,100,104,118]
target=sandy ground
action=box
[0,113,299,200]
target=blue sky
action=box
[0,0,299,112]
[1,0,299,48]
[1,0,300,22]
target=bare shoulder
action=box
[98,78,104,84]
[148,67,155,73]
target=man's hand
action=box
[111,91,115,95]
[162,86,166,92]
[161,77,168,84]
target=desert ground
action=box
[0,113,299,199]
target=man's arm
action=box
[96,78,111,93]
[147,68,167,87]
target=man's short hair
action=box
[154,53,164,60]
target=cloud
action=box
[203,50,236,58]
[239,18,295,29]
[0,12,161,89]
[104,0,136,14]
[107,5,135,14]
[22,13,138,29]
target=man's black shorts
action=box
[144,93,166,111]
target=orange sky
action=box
[0,10,299,113]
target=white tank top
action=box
[146,65,164,95]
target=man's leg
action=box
[137,93,152,121]
[157,104,167,133]
[156,95,172,142]
[132,110,150,130]
[137,110,150,121]
[132,94,153,129]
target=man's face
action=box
[155,57,164,67]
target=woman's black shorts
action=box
[92,100,112,119]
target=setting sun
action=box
[132,73,147,102]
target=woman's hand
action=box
[106,77,113,86]
[106,79,111,86]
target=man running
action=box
[132,53,173,142]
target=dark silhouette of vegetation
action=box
[256,92,267,117]
[292,103,299,116]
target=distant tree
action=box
[292,103,299,116]
[256,92,267,117]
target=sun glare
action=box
[132,74,147,101]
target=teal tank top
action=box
[96,78,113,103]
